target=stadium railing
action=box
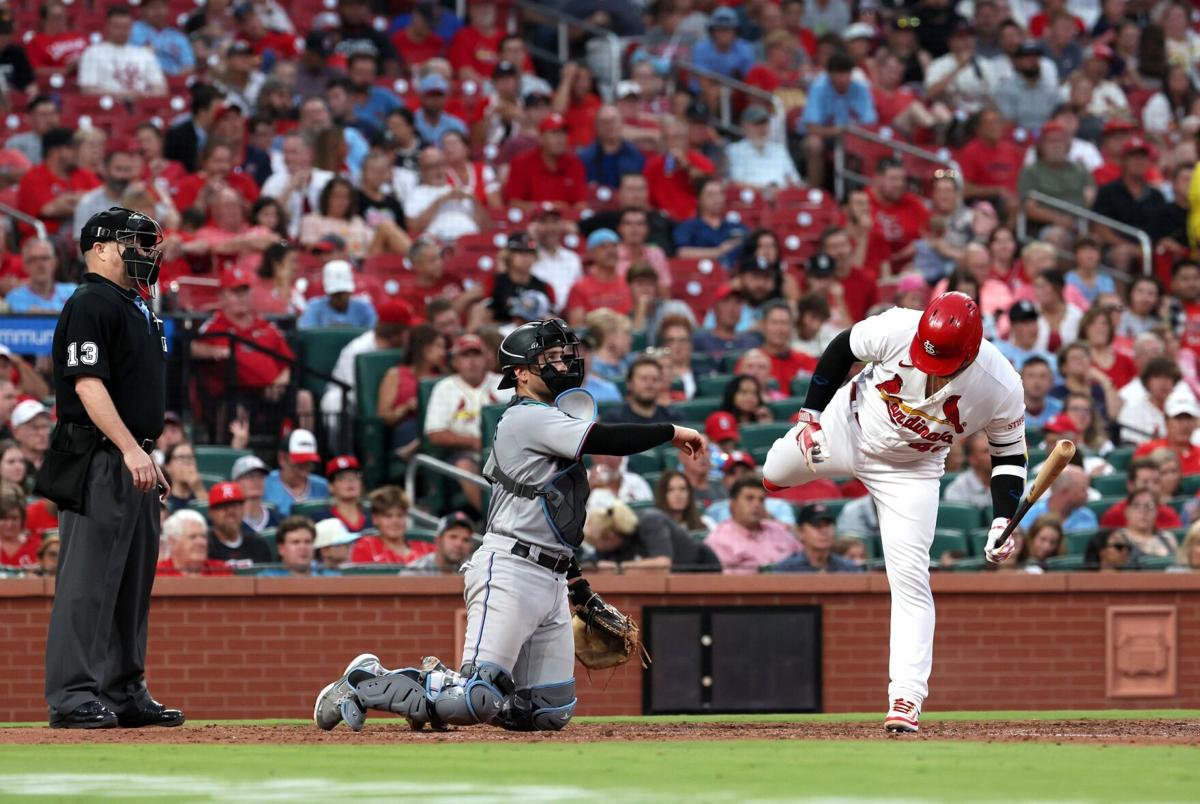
[514,0,623,95]
[1016,190,1153,277]
[833,125,960,200]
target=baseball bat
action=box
[994,440,1076,546]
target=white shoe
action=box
[884,698,921,734]
[313,653,383,731]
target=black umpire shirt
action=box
[52,274,167,442]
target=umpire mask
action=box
[80,207,165,295]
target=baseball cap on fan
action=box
[322,260,356,295]
[207,481,245,507]
[705,410,740,443]
[231,454,268,480]
[11,400,50,429]
[287,429,320,466]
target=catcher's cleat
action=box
[313,653,382,731]
[884,698,921,734]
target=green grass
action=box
[0,740,1197,802]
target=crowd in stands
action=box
[5,0,1200,577]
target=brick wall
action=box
[1,573,1198,722]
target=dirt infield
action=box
[2,718,1198,745]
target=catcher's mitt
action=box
[571,594,647,670]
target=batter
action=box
[763,292,1027,733]
[313,319,702,732]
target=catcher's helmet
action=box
[497,318,584,392]
[79,206,165,290]
[908,291,983,377]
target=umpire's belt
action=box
[98,435,156,454]
[497,535,572,573]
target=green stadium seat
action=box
[1065,529,1100,555]
[1135,555,1175,570]
[481,403,507,449]
[1044,554,1086,571]
[1106,447,1135,472]
[194,446,252,480]
[643,470,663,490]
[258,527,279,561]
[766,397,803,421]
[671,399,719,422]
[950,556,988,572]
[353,349,405,488]
[1092,474,1127,497]
[939,472,960,494]
[342,565,403,575]
[930,529,970,562]
[739,422,790,451]
[631,331,647,353]
[189,500,210,516]
[292,499,332,519]
[698,373,734,398]
[408,528,437,543]
[935,502,979,533]
[293,327,366,398]
[629,499,656,512]
[749,445,771,465]
[200,472,226,487]
[1028,446,1048,466]
[627,450,663,475]
[1086,496,1121,520]
[790,376,810,397]
[691,354,718,376]
[1181,475,1200,496]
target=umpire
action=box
[39,207,183,729]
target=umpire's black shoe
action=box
[117,701,186,728]
[49,701,119,729]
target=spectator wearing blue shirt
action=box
[1064,237,1115,305]
[1021,356,1064,430]
[1019,464,1098,533]
[690,7,756,87]
[389,5,463,42]
[674,178,747,269]
[130,0,195,76]
[263,430,331,517]
[577,105,645,188]
[255,516,341,576]
[7,239,75,314]
[347,53,404,130]
[413,74,467,145]
[298,260,379,330]
[996,300,1059,374]
[800,52,877,187]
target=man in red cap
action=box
[763,292,1027,734]
[205,481,274,564]
[306,456,372,535]
[424,333,513,514]
[705,410,740,453]
[502,113,587,210]
[193,268,315,435]
[1018,120,1095,239]
[321,298,415,430]
[1092,135,1169,272]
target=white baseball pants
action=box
[764,381,942,706]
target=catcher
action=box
[314,319,702,732]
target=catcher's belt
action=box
[507,537,573,574]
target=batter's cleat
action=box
[884,698,921,733]
[313,653,383,731]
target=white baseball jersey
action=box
[848,307,1026,465]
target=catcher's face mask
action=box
[533,341,584,397]
[115,213,165,294]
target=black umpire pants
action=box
[44,446,160,720]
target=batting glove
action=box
[984,517,1017,564]
[794,409,828,472]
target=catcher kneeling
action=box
[314,320,703,732]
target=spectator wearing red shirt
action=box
[395,238,474,320]
[745,30,804,94]
[872,51,947,135]
[172,139,261,215]
[502,113,587,210]
[867,158,930,264]
[16,128,97,237]
[193,268,296,395]
[761,301,817,394]
[554,61,603,148]
[818,229,874,325]
[447,0,503,81]
[390,4,445,69]
[0,486,38,570]
[134,122,188,198]
[350,486,435,564]
[25,0,89,77]
[308,456,373,535]
[1092,119,1164,187]
[645,117,716,221]
[155,509,232,577]
[232,4,299,60]
[1134,393,1200,475]
[566,229,633,326]
[1099,457,1183,529]
[958,107,1026,216]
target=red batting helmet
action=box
[908,291,983,377]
